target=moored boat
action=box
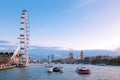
[45,63,52,68]
[53,67,60,72]
[76,67,90,74]
[44,61,52,68]
[47,68,53,73]
[59,67,64,73]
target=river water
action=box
[0,63,120,80]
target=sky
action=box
[0,0,120,50]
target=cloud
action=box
[0,40,17,51]
[55,47,72,50]
[114,47,120,53]
[0,40,10,44]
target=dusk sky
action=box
[0,0,120,50]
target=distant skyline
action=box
[0,0,120,50]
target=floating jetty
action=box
[0,64,16,71]
[0,52,16,71]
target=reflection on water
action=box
[14,68,29,80]
[0,64,120,80]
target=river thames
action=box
[0,63,120,80]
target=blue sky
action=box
[0,0,120,50]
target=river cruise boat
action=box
[76,67,90,74]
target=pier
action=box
[0,63,16,71]
[0,52,16,70]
